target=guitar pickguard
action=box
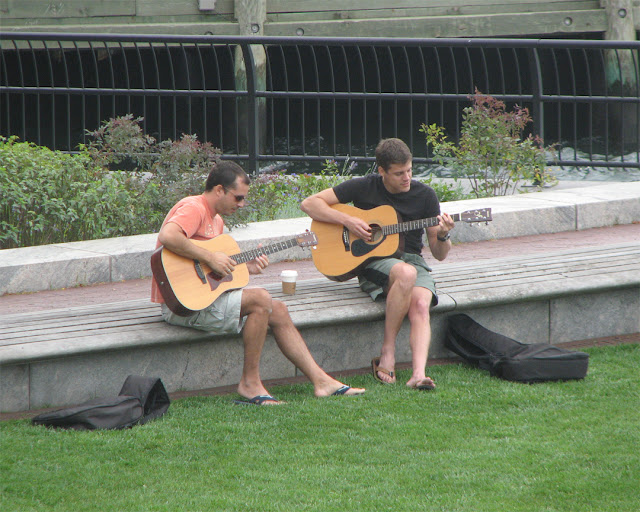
[351,238,384,257]
[206,272,233,291]
[350,226,385,257]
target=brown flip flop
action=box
[371,357,395,384]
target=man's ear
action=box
[377,165,385,176]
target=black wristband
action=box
[437,232,450,242]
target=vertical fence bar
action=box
[26,41,41,146]
[239,42,258,173]
[528,47,544,143]
[341,45,353,160]
[134,43,146,139]
[73,41,86,148]
[43,41,55,149]
[88,41,100,142]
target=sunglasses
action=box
[223,188,246,203]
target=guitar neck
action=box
[232,239,300,264]
[383,213,461,235]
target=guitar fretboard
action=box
[232,239,301,264]
[382,213,462,235]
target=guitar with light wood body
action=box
[310,204,492,281]
[151,231,318,316]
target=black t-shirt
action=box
[333,174,441,255]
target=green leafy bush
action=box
[0,136,152,249]
[227,161,352,227]
[1,115,471,250]
[421,89,555,197]
[417,176,469,203]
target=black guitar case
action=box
[445,314,589,383]
[32,375,170,430]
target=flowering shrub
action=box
[84,115,221,226]
[421,89,555,197]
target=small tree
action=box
[421,89,555,197]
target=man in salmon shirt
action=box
[151,160,365,405]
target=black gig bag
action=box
[445,314,589,383]
[32,375,170,430]
[118,375,171,425]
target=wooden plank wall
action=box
[0,0,633,38]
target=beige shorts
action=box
[161,289,246,334]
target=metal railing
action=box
[2,33,640,173]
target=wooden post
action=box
[600,0,637,87]
[599,1,638,151]
[234,0,267,172]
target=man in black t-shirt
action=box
[301,138,455,390]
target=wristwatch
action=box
[437,232,451,242]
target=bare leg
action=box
[268,299,365,397]
[237,288,364,399]
[375,262,417,384]
[236,288,276,401]
[405,287,436,390]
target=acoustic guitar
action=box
[151,231,318,316]
[310,204,492,281]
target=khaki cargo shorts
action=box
[161,289,246,334]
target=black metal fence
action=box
[2,32,640,173]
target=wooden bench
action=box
[1,241,639,412]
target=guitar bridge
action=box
[341,227,351,252]
[193,260,207,284]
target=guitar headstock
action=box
[461,208,492,223]
[297,230,319,247]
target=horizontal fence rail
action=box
[1,33,640,174]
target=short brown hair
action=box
[375,138,412,172]
[205,160,250,191]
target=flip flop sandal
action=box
[233,394,282,405]
[371,357,395,384]
[415,379,436,391]
[331,385,365,396]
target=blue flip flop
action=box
[331,385,364,396]
[233,394,282,405]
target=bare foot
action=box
[237,380,273,402]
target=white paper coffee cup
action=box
[280,270,298,294]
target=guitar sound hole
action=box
[369,225,383,244]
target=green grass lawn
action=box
[1,344,638,512]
